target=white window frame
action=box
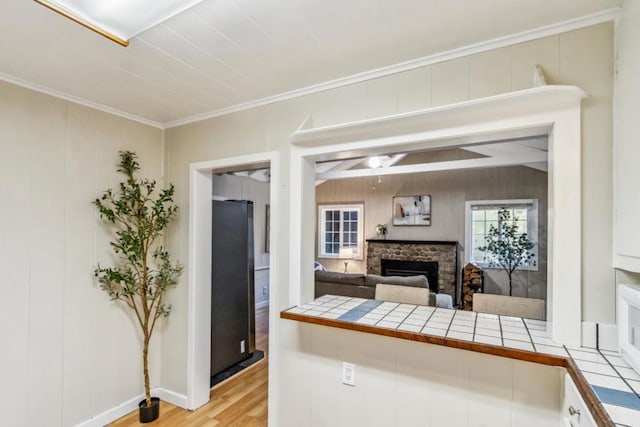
[317,203,364,260]
[464,199,539,271]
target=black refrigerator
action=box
[211,199,256,377]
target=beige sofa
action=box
[472,293,545,320]
[314,270,436,305]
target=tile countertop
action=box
[281,295,640,427]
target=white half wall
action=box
[279,320,564,426]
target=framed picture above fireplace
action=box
[393,195,431,226]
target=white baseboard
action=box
[598,323,619,351]
[581,321,618,351]
[256,300,269,309]
[74,387,188,427]
[156,387,188,408]
[74,394,143,427]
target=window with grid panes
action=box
[317,204,364,259]
[465,199,538,270]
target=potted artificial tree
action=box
[479,208,535,297]
[94,151,182,423]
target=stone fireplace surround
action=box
[366,239,458,303]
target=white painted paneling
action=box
[0,81,164,426]
[431,57,470,107]
[287,323,563,427]
[470,49,512,99]
[512,361,562,426]
[365,76,398,120]
[614,0,640,272]
[428,343,470,426]
[27,94,67,426]
[62,104,97,426]
[93,119,129,414]
[468,353,513,426]
[309,325,338,427]
[397,66,432,114]
[0,82,32,427]
[559,23,615,323]
[394,338,431,427]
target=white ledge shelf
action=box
[289,85,587,147]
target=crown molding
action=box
[164,7,620,129]
[0,7,620,130]
[0,71,164,129]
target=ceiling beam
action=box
[315,158,365,186]
[316,152,548,181]
[382,153,407,167]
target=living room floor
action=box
[110,305,269,426]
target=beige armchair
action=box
[472,293,545,320]
[375,283,430,306]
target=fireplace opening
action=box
[381,259,438,293]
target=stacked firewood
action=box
[462,263,484,310]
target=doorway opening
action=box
[209,168,271,386]
[187,152,279,426]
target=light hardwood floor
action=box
[110,305,269,426]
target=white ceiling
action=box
[0,0,620,127]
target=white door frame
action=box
[186,151,280,426]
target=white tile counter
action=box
[282,295,640,427]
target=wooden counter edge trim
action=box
[280,311,615,427]
[563,358,615,427]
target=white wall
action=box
[280,321,563,427]
[164,23,613,421]
[212,173,270,307]
[614,0,640,274]
[0,81,164,427]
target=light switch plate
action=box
[342,362,355,386]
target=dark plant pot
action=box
[138,397,160,423]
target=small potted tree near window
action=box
[94,151,182,423]
[479,208,535,297]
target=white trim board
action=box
[581,321,618,352]
[290,86,584,147]
[73,387,187,427]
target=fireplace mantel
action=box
[366,239,457,245]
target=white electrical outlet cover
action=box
[342,362,355,386]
